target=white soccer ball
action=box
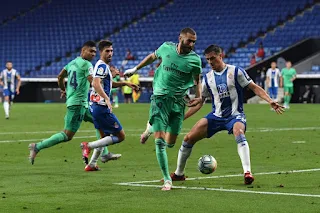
[198,155,217,174]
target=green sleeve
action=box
[293,68,297,76]
[281,69,284,76]
[85,62,93,77]
[154,42,167,59]
[193,56,202,75]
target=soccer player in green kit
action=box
[124,28,202,190]
[28,41,119,165]
[280,61,296,109]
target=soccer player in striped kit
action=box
[170,44,284,184]
[266,62,281,103]
[0,61,21,119]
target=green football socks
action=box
[36,132,68,151]
[155,138,171,182]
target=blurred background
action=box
[1,0,320,103]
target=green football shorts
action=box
[284,86,294,94]
[83,107,93,123]
[64,105,87,132]
[149,95,185,135]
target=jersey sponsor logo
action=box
[90,94,101,102]
[217,83,230,99]
[163,63,186,76]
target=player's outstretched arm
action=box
[247,82,284,114]
[112,81,140,91]
[124,53,157,77]
[184,97,205,120]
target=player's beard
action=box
[181,40,192,54]
[105,56,112,63]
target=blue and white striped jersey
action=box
[89,60,112,106]
[0,69,19,91]
[202,64,252,118]
[266,68,280,87]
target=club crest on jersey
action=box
[228,73,233,79]
[114,122,119,128]
[217,83,230,99]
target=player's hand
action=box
[187,97,202,107]
[60,90,66,99]
[270,101,285,114]
[106,101,113,113]
[124,67,137,77]
[127,83,140,91]
[16,89,20,95]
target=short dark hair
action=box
[82,40,96,48]
[98,40,113,51]
[180,27,196,35]
[204,44,223,55]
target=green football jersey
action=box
[113,75,120,82]
[281,67,296,87]
[63,57,93,108]
[153,42,202,97]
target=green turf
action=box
[0,103,319,213]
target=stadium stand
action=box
[0,0,318,77]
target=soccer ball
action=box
[198,155,217,174]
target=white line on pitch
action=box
[115,168,320,184]
[0,126,319,136]
[0,129,145,135]
[292,141,306,144]
[115,183,320,198]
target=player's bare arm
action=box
[112,81,140,91]
[57,68,67,98]
[184,97,205,120]
[87,75,93,84]
[247,82,284,114]
[124,53,157,77]
[15,74,21,95]
[188,74,202,107]
[92,77,112,112]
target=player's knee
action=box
[233,128,244,137]
[183,132,196,144]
